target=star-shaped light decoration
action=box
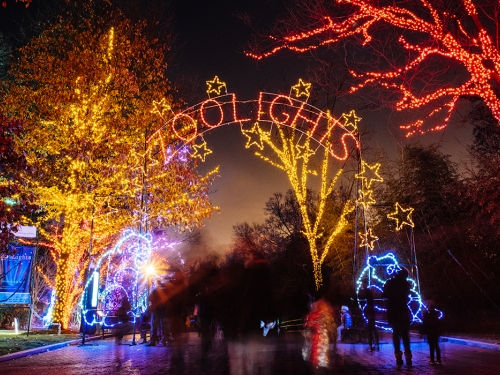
[206,76,227,96]
[296,141,315,160]
[291,78,312,99]
[191,140,212,162]
[357,187,376,209]
[387,202,414,231]
[355,160,383,189]
[359,228,379,250]
[241,122,265,150]
[96,198,120,220]
[341,110,361,133]
[151,97,172,118]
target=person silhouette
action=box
[383,268,412,368]
[359,278,379,351]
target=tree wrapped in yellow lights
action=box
[1,2,217,328]
[242,117,355,289]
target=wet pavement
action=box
[0,331,499,374]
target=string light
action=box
[242,122,265,150]
[80,229,153,327]
[387,202,415,231]
[354,157,384,252]
[291,78,312,99]
[206,76,227,96]
[359,228,378,250]
[355,160,384,189]
[7,12,219,329]
[355,252,425,330]
[341,110,361,133]
[191,140,213,162]
[246,0,500,136]
[147,77,358,290]
[42,289,56,327]
[148,90,358,165]
[151,97,172,118]
[357,187,376,209]
[250,123,355,289]
[295,140,315,160]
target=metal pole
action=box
[353,135,361,284]
[27,231,38,336]
[81,203,95,346]
[130,281,138,346]
[131,129,148,346]
[410,226,420,293]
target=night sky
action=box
[172,0,307,256]
[0,0,474,259]
[171,0,473,257]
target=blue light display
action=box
[80,229,153,327]
[355,252,440,331]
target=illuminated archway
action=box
[147,77,359,165]
[147,77,360,289]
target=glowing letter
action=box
[200,99,224,128]
[231,94,250,123]
[172,113,198,143]
[269,95,294,125]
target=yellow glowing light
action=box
[206,76,227,96]
[355,160,383,189]
[151,97,172,118]
[144,264,156,277]
[250,122,354,290]
[341,110,361,133]
[291,78,312,99]
[242,122,265,150]
[9,21,219,328]
[359,228,378,250]
[107,27,114,62]
[387,202,415,231]
[191,140,212,162]
[357,187,376,209]
[296,141,315,160]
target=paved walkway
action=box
[0,332,498,374]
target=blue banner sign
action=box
[0,245,34,305]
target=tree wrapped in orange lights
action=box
[1,2,217,328]
[248,0,500,136]
[242,121,355,289]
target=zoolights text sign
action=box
[148,77,361,289]
[148,77,359,163]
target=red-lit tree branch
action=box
[1,0,31,8]
[247,0,500,136]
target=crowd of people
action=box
[301,267,442,373]
[112,264,441,373]
[144,270,187,346]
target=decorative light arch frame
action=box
[147,77,360,164]
[79,229,153,327]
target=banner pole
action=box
[26,229,38,336]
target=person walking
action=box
[163,270,187,342]
[423,300,442,365]
[139,310,151,344]
[383,268,412,368]
[146,281,168,346]
[359,279,379,351]
[302,297,336,373]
